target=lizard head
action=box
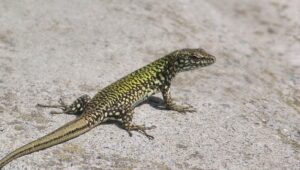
[170,48,216,72]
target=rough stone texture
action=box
[0,0,299,169]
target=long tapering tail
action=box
[0,117,91,168]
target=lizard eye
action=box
[190,55,199,60]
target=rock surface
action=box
[0,0,299,169]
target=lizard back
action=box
[82,56,171,124]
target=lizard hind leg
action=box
[37,94,91,116]
[121,113,155,140]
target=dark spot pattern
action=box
[81,48,216,126]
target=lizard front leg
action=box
[121,109,155,140]
[37,94,91,116]
[161,85,196,113]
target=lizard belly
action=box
[132,88,158,108]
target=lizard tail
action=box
[0,117,91,168]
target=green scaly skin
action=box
[0,48,216,168]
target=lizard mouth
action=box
[199,57,215,66]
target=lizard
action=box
[0,48,216,168]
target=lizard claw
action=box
[166,104,196,114]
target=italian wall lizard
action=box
[0,48,216,168]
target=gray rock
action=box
[0,0,299,169]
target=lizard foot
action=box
[36,94,91,116]
[36,98,68,114]
[166,103,196,114]
[124,124,155,140]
